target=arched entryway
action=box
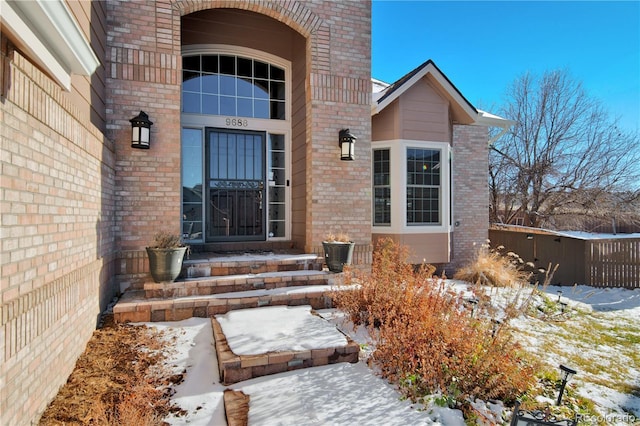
[180,9,307,248]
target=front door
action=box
[206,129,266,241]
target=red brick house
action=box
[0,1,508,423]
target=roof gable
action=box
[372,60,478,125]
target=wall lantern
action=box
[557,364,577,405]
[130,111,153,149]
[339,128,357,161]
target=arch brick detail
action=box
[170,0,330,73]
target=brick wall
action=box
[0,37,116,424]
[107,0,372,277]
[1,0,372,422]
[450,124,490,274]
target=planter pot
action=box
[146,246,187,283]
[322,241,355,272]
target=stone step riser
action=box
[211,318,359,385]
[113,290,335,323]
[184,259,324,279]
[144,275,330,299]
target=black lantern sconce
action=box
[130,111,153,149]
[339,129,357,161]
[557,364,577,405]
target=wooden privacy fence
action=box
[489,228,640,289]
[587,238,640,289]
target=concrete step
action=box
[211,306,360,385]
[144,269,332,298]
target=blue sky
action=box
[372,1,640,132]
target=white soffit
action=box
[0,0,99,90]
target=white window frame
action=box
[180,45,292,241]
[371,139,451,234]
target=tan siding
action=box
[373,232,450,264]
[399,77,450,141]
[372,99,399,140]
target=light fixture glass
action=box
[559,364,576,382]
[130,111,153,149]
[339,128,356,161]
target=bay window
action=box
[371,140,451,233]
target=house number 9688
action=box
[226,118,249,127]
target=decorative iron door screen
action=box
[206,129,266,241]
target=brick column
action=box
[450,124,490,274]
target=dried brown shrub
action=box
[333,238,537,407]
[453,242,533,287]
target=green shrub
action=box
[333,238,537,408]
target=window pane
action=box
[407,148,440,186]
[237,57,252,77]
[270,65,284,80]
[374,187,391,225]
[202,55,218,73]
[183,56,200,71]
[270,101,285,120]
[202,94,219,115]
[269,134,285,151]
[182,92,200,113]
[406,148,441,225]
[269,187,285,202]
[220,75,236,96]
[237,77,253,97]
[373,149,390,185]
[201,74,219,94]
[182,128,203,192]
[254,79,269,99]
[220,55,235,75]
[254,100,269,118]
[182,127,203,241]
[220,96,236,116]
[237,98,252,117]
[407,186,440,225]
[269,221,285,237]
[373,149,391,225]
[254,61,268,79]
[271,151,284,168]
[182,71,200,91]
[270,81,285,100]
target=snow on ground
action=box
[234,362,462,426]
[216,305,347,355]
[149,283,639,425]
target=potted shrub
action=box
[322,232,355,272]
[146,231,189,283]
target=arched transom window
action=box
[182,54,285,120]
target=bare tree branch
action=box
[490,69,640,229]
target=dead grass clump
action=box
[453,242,533,287]
[39,322,185,425]
[333,238,537,409]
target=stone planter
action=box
[322,241,355,272]
[146,246,187,282]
